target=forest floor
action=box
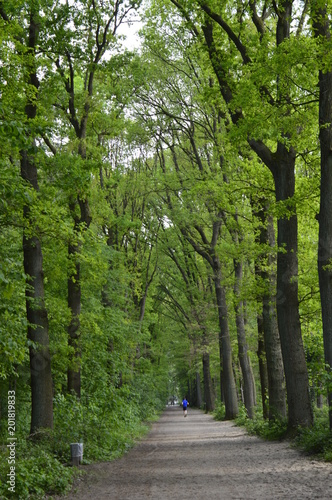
[56,406,332,499]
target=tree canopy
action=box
[1,0,332,497]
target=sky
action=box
[118,20,142,50]
[116,3,144,51]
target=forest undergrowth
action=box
[0,386,165,499]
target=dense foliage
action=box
[1,0,332,497]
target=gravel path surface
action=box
[62,406,332,499]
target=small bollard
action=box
[70,442,83,466]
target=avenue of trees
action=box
[0,0,332,497]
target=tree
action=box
[231,217,256,418]
[40,0,142,396]
[169,0,314,430]
[311,0,332,430]
[0,0,54,433]
[253,193,286,420]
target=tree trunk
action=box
[22,211,54,433]
[179,221,236,416]
[67,208,81,396]
[202,351,215,412]
[195,371,203,408]
[262,294,287,421]
[312,2,332,431]
[273,147,313,429]
[213,256,239,419]
[67,230,82,397]
[20,8,53,434]
[254,202,287,420]
[233,258,256,418]
[67,197,91,397]
[271,0,311,430]
[257,315,269,419]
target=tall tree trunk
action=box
[67,206,81,396]
[21,8,53,433]
[22,200,54,433]
[254,201,287,420]
[257,314,269,419]
[213,256,239,419]
[67,195,91,396]
[233,259,256,418]
[60,8,135,394]
[312,2,332,430]
[195,371,203,408]
[202,351,215,412]
[272,148,312,428]
[271,0,312,430]
[262,293,287,421]
[179,220,238,417]
[248,145,312,429]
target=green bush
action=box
[234,405,288,440]
[0,435,78,500]
[52,384,160,464]
[225,404,332,462]
[0,372,165,499]
[212,401,226,421]
[294,407,332,461]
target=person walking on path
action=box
[182,397,189,417]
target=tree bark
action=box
[67,209,82,396]
[22,201,54,433]
[262,293,287,421]
[67,197,91,397]
[246,142,312,430]
[233,259,256,418]
[254,200,287,420]
[253,1,312,429]
[202,350,215,412]
[181,225,238,418]
[312,2,332,430]
[257,314,269,419]
[195,371,203,408]
[272,146,312,428]
[66,100,92,397]
[20,8,53,433]
[213,256,239,419]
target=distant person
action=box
[182,397,189,417]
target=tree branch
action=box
[169,0,200,37]
[42,135,57,156]
[198,0,251,64]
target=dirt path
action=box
[63,407,332,499]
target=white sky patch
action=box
[117,16,142,51]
